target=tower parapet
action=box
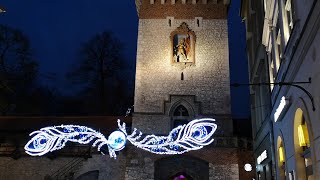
[135,0,230,19]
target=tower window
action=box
[167,17,174,28]
[172,105,190,128]
[195,17,203,29]
[173,105,189,116]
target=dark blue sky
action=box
[0,1,249,118]
[0,1,138,89]
[228,0,250,118]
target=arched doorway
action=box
[154,155,208,180]
[172,172,193,180]
[75,170,99,180]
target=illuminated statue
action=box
[176,39,187,61]
[25,118,217,159]
[175,35,191,62]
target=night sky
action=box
[0,0,249,118]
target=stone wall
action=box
[135,18,230,114]
[132,114,171,134]
[0,157,76,180]
[125,157,154,180]
[74,154,126,180]
[112,145,252,180]
[209,164,239,180]
[134,18,231,133]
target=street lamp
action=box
[0,6,6,13]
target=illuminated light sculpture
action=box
[25,118,217,159]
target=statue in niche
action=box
[175,35,190,62]
[171,22,196,64]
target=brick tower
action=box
[133,0,232,136]
[127,0,254,180]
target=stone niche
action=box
[170,22,196,65]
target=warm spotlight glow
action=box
[274,96,289,122]
[298,124,310,147]
[278,146,285,163]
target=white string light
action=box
[122,118,217,155]
[25,118,217,159]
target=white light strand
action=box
[25,118,217,159]
[121,118,217,155]
[24,125,115,157]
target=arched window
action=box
[293,108,314,179]
[172,105,190,128]
[284,0,294,32]
[281,0,294,44]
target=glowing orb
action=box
[244,163,252,172]
[108,131,126,151]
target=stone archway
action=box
[154,155,209,180]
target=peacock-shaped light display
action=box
[24,118,217,159]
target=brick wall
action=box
[137,0,228,19]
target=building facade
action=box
[241,0,320,179]
[240,0,275,179]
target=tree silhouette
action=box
[67,31,130,115]
[0,24,39,115]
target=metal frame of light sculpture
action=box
[25,118,217,159]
